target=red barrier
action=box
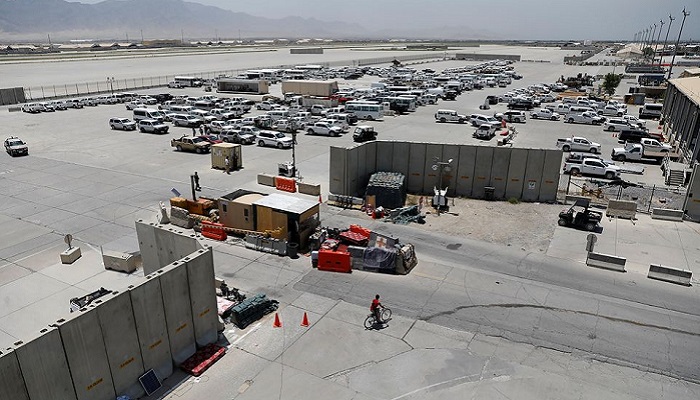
[275,177,297,193]
[349,225,371,238]
[317,249,351,273]
[201,221,227,241]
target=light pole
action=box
[668,8,690,80]
[106,77,114,94]
[291,131,298,178]
[653,20,664,66]
[661,14,675,68]
[648,23,657,62]
[431,157,453,216]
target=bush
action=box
[508,197,520,204]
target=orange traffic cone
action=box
[273,313,282,328]
[301,312,309,327]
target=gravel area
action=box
[411,198,564,253]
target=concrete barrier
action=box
[257,173,276,187]
[245,234,287,255]
[586,252,626,272]
[651,208,684,221]
[298,181,321,196]
[102,250,139,273]
[606,199,637,219]
[8,106,21,112]
[648,264,692,286]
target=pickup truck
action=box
[220,127,256,145]
[205,120,235,134]
[474,124,497,140]
[556,137,601,153]
[565,111,605,125]
[307,122,343,137]
[209,108,239,121]
[171,136,211,153]
[530,108,560,120]
[611,139,673,162]
[563,158,621,179]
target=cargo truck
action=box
[281,80,339,97]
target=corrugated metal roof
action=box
[253,193,319,214]
[669,76,700,106]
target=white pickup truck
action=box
[565,111,605,125]
[307,121,343,137]
[556,136,601,153]
[530,108,560,120]
[563,158,621,179]
[611,139,673,162]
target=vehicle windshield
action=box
[8,139,24,146]
[275,133,286,139]
[192,137,205,143]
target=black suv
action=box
[617,129,650,144]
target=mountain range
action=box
[0,0,495,42]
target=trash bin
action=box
[484,186,495,201]
[287,242,299,259]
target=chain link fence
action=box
[558,175,687,213]
[18,53,453,103]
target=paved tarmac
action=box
[1,45,699,399]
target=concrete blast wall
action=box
[129,275,173,381]
[14,328,77,400]
[157,261,197,364]
[329,141,560,202]
[136,220,202,275]
[185,248,219,346]
[96,291,145,399]
[54,307,115,400]
[0,227,218,400]
[0,349,30,400]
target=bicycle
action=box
[364,308,392,329]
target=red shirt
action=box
[370,298,380,311]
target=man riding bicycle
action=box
[370,294,385,325]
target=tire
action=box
[440,118,446,123]
[277,142,284,149]
[570,168,580,175]
[366,115,374,121]
[514,118,521,123]
[174,121,180,127]
[110,125,115,130]
[196,147,202,154]
[364,315,374,330]
[589,148,598,154]
[614,155,626,161]
[567,118,574,124]
[381,308,392,320]
[604,171,614,180]
[532,115,538,119]
[140,127,145,133]
[551,116,558,121]
[307,129,314,135]
[258,140,265,147]
[585,222,596,232]
[558,218,568,227]
[607,126,615,131]
[562,145,570,152]
[176,145,182,152]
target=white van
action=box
[267,109,290,122]
[133,108,165,122]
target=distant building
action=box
[662,77,700,164]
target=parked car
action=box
[352,125,378,142]
[256,131,293,148]
[21,103,43,113]
[435,109,467,124]
[470,114,501,128]
[109,117,137,131]
[530,108,560,120]
[603,118,633,132]
[138,119,169,134]
[171,114,203,128]
[4,137,28,156]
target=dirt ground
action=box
[413,197,564,253]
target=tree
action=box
[601,73,622,96]
[642,47,655,59]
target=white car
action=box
[21,103,43,113]
[470,114,501,128]
[603,118,633,132]
[126,101,145,110]
[256,131,293,148]
[109,117,137,131]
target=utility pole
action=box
[653,20,664,66]
[662,14,675,68]
[140,29,144,44]
[668,8,690,80]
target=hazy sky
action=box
[71,0,699,40]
